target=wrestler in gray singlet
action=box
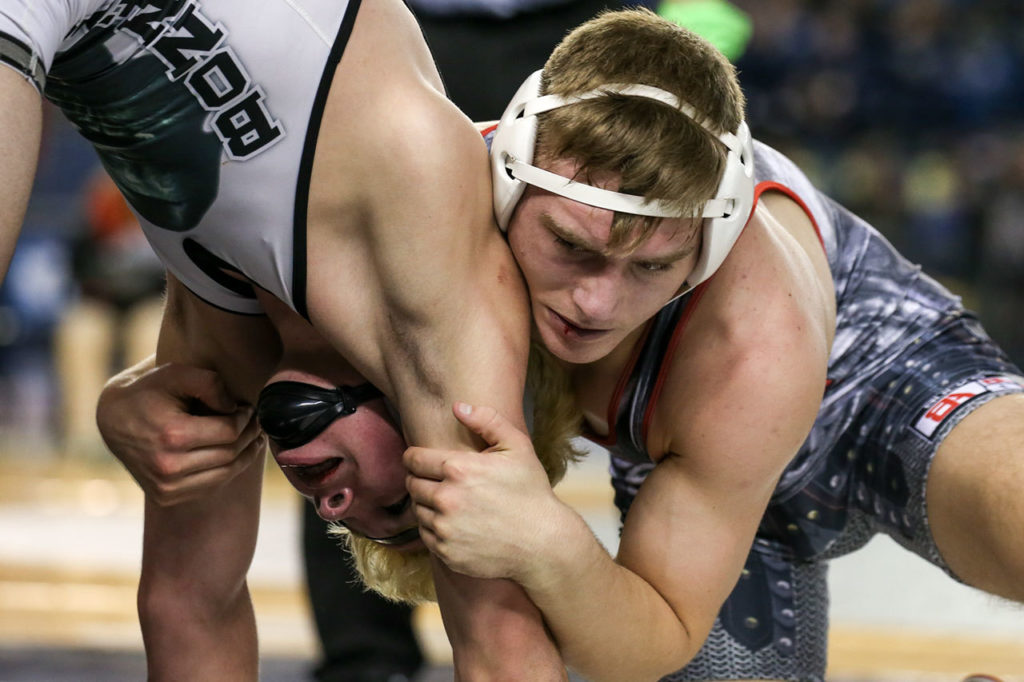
[594,141,1024,681]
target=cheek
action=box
[368,428,410,478]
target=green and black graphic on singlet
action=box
[45,0,282,233]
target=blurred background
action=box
[0,0,1022,680]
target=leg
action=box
[139,452,265,679]
[302,501,423,682]
[927,393,1024,602]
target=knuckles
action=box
[151,453,183,480]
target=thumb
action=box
[452,402,528,452]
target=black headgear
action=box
[256,381,383,450]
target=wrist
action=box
[514,498,598,594]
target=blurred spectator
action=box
[0,108,93,456]
[411,0,656,121]
[0,234,73,455]
[54,169,164,458]
[729,0,1024,362]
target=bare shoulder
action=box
[649,207,834,480]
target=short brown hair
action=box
[538,8,745,249]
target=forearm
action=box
[0,67,42,281]
[431,557,566,682]
[517,504,703,682]
[103,353,157,389]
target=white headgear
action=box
[490,69,755,291]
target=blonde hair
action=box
[333,342,584,604]
[537,7,745,249]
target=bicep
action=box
[616,450,778,643]
[617,348,825,637]
[313,104,531,450]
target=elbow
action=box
[564,619,702,682]
[568,650,692,682]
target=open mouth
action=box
[279,457,342,485]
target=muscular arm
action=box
[516,325,826,679]
[309,112,563,677]
[0,67,42,281]
[304,29,563,677]
[139,275,281,680]
[506,210,832,679]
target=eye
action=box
[554,235,586,252]
[635,261,672,273]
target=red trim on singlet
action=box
[634,181,827,446]
[480,123,499,137]
[639,282,711,446]
[757,180,831,392]
[586,179,830,448]
[585,321,658,448]
[755,180,826,252]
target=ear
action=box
[490,70,544,230]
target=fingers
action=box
[403,444,449,481]
[159,407,257,455]
[148,432,267,506]
[140,412,265,504]
[451,402,529,451]
[405,471,442,510]
[160,363,239,415]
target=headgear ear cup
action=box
[491,71,544,230]
[682,119,755,291]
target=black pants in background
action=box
[303,503,423,682]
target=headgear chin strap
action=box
[490,69,755,292]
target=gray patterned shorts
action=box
[667,312,1024,681]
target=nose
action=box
[315,489,354,521]
[571,270,621,322]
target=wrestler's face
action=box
[260,377,422,551]
[507,158,700,365]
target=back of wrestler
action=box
[1,0,561,678]
[7,0,354,315]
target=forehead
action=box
[534,196,699,261]
[266,368,329,389]
[531,156,699,256]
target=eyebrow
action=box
[541,212,698,264]
[541,213,596,251]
